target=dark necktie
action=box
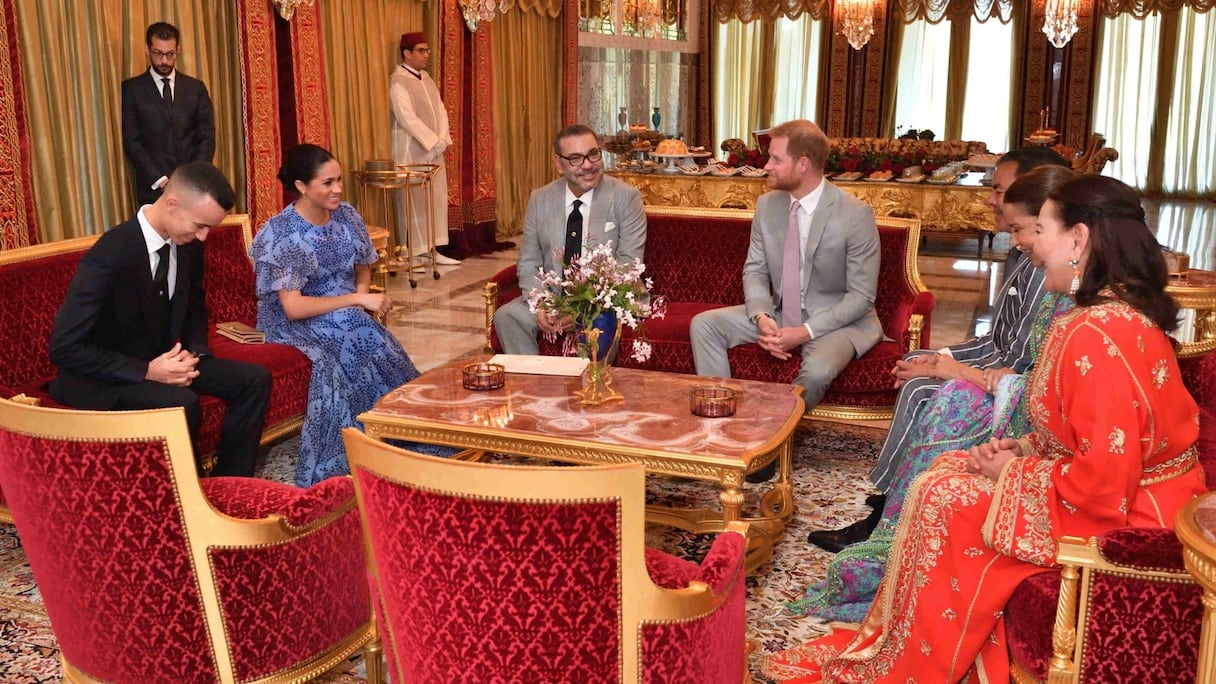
[563,199,583,265]
[153,243,171,302]
[161,77,173,106]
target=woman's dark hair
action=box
[276,144,335,192]
[1047,175,1178,331]
[1004,165,1076,217]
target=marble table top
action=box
[365,359,805,466]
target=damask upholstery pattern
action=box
[641,535,747,683]
[208,490,369,681]
[202,223,259,325]
[1179,351,1216,487]
[0,248,81,391]
[358,473,624,682]
[0,433,217,682]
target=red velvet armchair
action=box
[1005,347,1216,683]
[342,428,749,684]
[0,398,376,684]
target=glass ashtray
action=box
[462,362,505,391]
[690,387,737,418]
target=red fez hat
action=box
[400,32,428,52]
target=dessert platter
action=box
[864,170,894,182]
[925,161,965,185]
[650,139,713,173]
[737,165,767,177]
[710,164,743,177]
[896,165,925,183]
[679,161,715,175]
[964,153,1001,170]
[833,171,864,182]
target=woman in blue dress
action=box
[251,143,442,487]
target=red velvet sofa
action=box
[1005,348,1216,683]
[0,214,311,522]
[482,206,934,420]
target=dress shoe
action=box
[744,459,778,483]
[807,505,884,553]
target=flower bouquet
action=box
[528,243,666,403]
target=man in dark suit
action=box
[48,162,271,477]
[122,22,216,207]
[493,124,647,354]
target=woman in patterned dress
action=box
[251,144,445,487]
[791,166,1076,623]
[762,174,1206,683]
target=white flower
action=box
[630,340,653,363]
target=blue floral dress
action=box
[251,202,437,487]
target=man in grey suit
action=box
[691,119,882,410]
[494,124,647,354]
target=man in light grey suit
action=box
[494,124,647,354]
[691,119,881,409]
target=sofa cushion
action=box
[203,223,258,326]
[644,213,750,308]
[1005,569,1059,681]
[1178,351,1216,488]
[0,246,86,392]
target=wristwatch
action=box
[753,312,774,324]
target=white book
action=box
[488,354,590,377]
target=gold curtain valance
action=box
[513,0,564,17]
[1097,0,1215,18]
[712,0,830,24]
[895,0,1013,24]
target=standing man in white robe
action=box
[390,32,460,265]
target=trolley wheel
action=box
[432,271,441,280]
[409,278,418,289]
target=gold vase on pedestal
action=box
[573,326,624,406]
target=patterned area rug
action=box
[0,421,882,682]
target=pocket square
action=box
[605,222,617,232]
[1007,286,1019,296]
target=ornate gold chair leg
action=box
[363,631,384,684]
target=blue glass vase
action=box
[580,310,619,362]
[575,310,624,405]
[651,107,661,131]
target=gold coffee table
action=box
[359,359,806,573]
[1178,492,1216,683]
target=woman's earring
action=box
[1068,258,1080,296]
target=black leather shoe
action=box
[865,493,887,510]
[745,459,778,483]
[807,506,884,553]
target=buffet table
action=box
[610,170,996,258]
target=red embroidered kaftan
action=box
[762,300,1205,683]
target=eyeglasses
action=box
[150,50,178,60]
[411,47,432,54]
[556,148,603,166]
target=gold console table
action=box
[610,170,996,258]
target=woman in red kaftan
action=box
[761,175,1206,683]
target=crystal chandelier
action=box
[1042,0,1080,48]
[461,0,511,32]
[838,0,876,51]
[273,0,315,21]
[622,0,662,37]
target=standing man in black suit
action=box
[122,22,216,207]
[48,162,271,477]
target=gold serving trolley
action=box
[353,162,442,289]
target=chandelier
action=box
[1042,0,1080,48]
[838,0,876,51]
[461,0,511,32]
[272,0,315,21]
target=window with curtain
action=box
[893,17,1013,149]
[712,16,824,148]
[1161,7,1216,196]
[1091,12,1161,190]
[959,18,1013,151]
[1093,8,1215,197]
[771,16,823,126]
[892,20,951,137]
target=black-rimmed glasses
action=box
[150,50,178,60]
[557,148,603,166]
